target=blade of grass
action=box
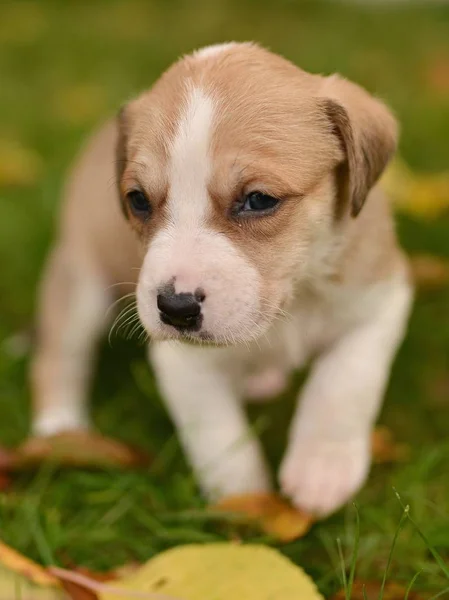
[337,537,348,597]
[347,504,361,600]
[404,570,422,600]
[427,586,449,600]
[378,503,409,600]
[395,490,449,580]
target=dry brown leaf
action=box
[331,580,424,600]
[372,426,410,465]
[0,446,15,471]
[409,254,449,290]
[0,473,11,492]
[0,139,43,188]
[14,431,151,470]
[214,492,314,542]
[52,569,98,600]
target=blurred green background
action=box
[1,1,449,597]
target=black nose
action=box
[157,291,202,330]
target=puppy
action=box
[31,42,413,516]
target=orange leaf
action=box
[14,431,151,470]
[214,492,314,542]
[0,541,59,588]
[371,426,410,465]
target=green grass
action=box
[1,0,449,597]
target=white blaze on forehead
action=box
[167,85,214,228]
[193,42,238,59]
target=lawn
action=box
[1,0,449,597]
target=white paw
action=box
[32,406,89,437]
[244,367,287,403]
[279,435,370,517]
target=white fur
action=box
[168,85,213,232]
[149,268,412,511]
[280,275,413,515]
[33,272,110,436]
[150,341,271,498]
[136,86,264,344]
[193,43,239,59]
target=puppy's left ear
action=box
[322,75,398,217]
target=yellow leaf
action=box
[90,544,324,600]
[382,159,449,220]
[0,541,63,600]
[0,140,43,188]
[214,492,314,542]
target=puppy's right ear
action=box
[116,105,129,217]
[321,75,398,218]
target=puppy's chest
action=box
[242,286,372,371]
[243,288,350,374]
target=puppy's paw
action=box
[244,367,287,403]
[32,407,89,437]
[279,435,370,517]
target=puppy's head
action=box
[117,42,397,345]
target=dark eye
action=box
[241,191,279,214]
[127,190,151,218]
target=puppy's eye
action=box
[127,190,151,218]
[241,191,279,213]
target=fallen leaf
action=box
[382,159,449,220]
[52,569,98,600]
[53,544,324,600]
[14,431,151,470]
[214,492,314,542]
[409,254,449,290]
[0,540,63,600]
[0,446,15,471]
[0,473,11,492]
[331,580,424,600]
[0,139,43,188]
[371,426,410,465]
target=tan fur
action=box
[31,43,412,515]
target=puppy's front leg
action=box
[280,279,412,516]
[31,245,110,436]
[151,342,271,499]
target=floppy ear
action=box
[322,75,398,217]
